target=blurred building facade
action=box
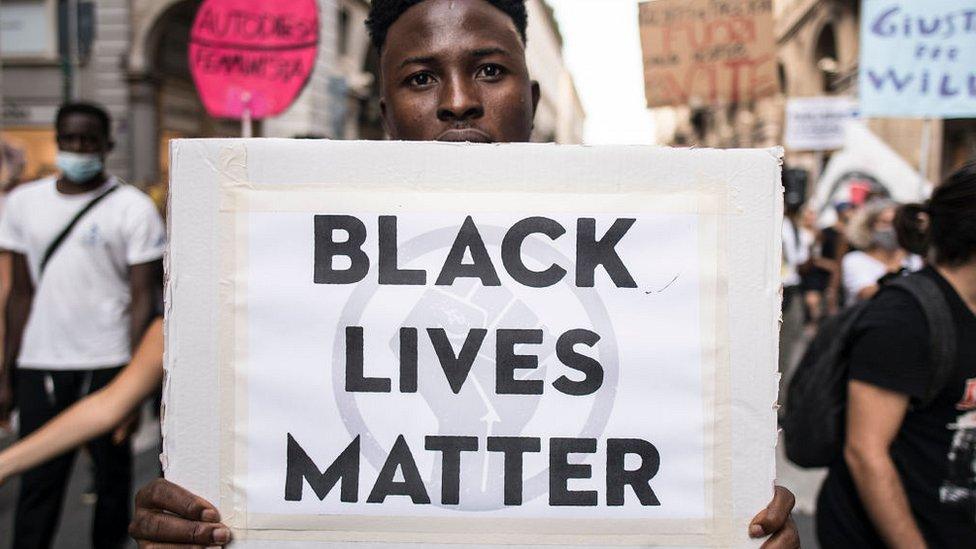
[653,0,976,185]
[0,0,584,187]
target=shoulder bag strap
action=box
[39,184,120,277]
[888,275,958,407]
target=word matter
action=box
[285,434,662,507]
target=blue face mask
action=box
[56,151,103,183]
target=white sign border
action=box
[165,139,783,548]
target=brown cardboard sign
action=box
[639,0,779,108]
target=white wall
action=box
[525,0,585,144]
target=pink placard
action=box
[188,0,319,120]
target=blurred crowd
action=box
[783,192,925,332]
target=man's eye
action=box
[407,72,436,87]
[477,64,505,80]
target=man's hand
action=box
[111,409,141,445]
[130,478,231,547]
[0,374,13,431]
[749,486,800,548]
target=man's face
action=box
[57,112,112,159]
[379,0,540,143]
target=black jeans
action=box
[14,367,132,549]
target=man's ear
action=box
[106,139,116,154]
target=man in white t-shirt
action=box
[0,102,165,548]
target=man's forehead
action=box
[382,0,524,64]
[59,112,105,133]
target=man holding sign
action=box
[129,0,797,546]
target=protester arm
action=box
[0,318,163,484]
[0,252,33,426]
[0,252,12,357]
[826,237,849,313]
[844,380,927,549]
[129,259,162,351]
[0,252,12,411]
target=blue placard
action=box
[860,0,976,118]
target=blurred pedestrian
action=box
[781,196,811,391]
[783,200,811,314]
[816,162,976,548]
[842,199,922,306]
[0,102,165,549]
[799,206,832,325]
[821,202,854,315]
[0,139,28,381]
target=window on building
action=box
[338,7,350,56]
[0,0,58,61]
[814,23,839,94]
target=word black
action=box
[313,215,638,288]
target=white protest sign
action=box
[859,0,976,118]
[164,140,782,547]
[784,96,857,151]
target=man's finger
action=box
[139,543,210,549]
[750,486,796,537]
[129,508,231,545]
[760,517,801,549]
[135,479,220,521]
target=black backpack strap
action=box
[39,185,120,276]
[887,275,958,407]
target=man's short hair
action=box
[56,101,112,138]
[366,0,528,53]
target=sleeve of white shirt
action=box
[842,253,877,299]
[123,192,166,265]
[0,191,26,253]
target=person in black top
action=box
[821,202,854,314]
[817,162,976,548]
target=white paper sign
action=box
[784,96,857,151]
[165,140,782,547]
[0,1,55,59]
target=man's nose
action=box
[437,76,484,122]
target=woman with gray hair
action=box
[841,199,922,305]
